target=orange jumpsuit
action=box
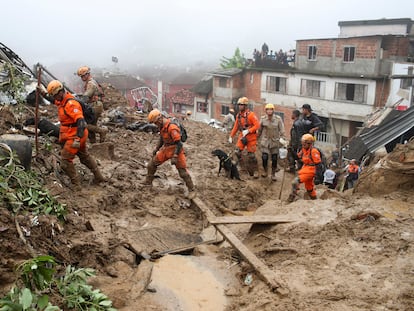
[154,118,187,169]
[55,93,88,162]
[297,147,321,197]
[230,109,260,153]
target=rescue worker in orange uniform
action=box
[287,134,321,202]
[346,159,360,189]
[229,97,261,178]
[77,66,108,143]
[45,80,105,190]
[145,109,195,198]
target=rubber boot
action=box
[261,164,268,178]
[99,127,108,143]
[79,154,106,184]
[87,124,98,143]
[251,158,259,179]
[271,167,277,181]
[61,162,81,191]
[144,160,157,185]
[178,168,196,199]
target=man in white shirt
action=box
[323,164,337,189]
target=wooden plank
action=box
[192,197,288,294]
[210,215,294,225]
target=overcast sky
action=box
[2,0,414,71]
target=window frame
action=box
[197,101,208,113]
[307,45,317,61]
[219,77,228,88]
[334,82,367,103]
[343,46,355,63]
[300,79,324,98]
[265,76,287,94]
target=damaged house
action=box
[192,18,414,158]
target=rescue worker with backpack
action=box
[287,134,321,202]
[257,103,287,181]
[144,109,195,199]
[77,66,108,143]
[228,97,261,178]
[45,80,105,190]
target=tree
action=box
[220,48,247,69]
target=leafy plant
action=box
[0,287,59,311]
[57,266,116,311]
[220,48,247,69]
[16,256,56,291]
[0,149,66,220]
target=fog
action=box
[2,0,413,72]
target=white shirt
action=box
[323,169,336,184]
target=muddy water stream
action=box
[150,253,232,311]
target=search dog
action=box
[211,149,240,180]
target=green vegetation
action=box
[0,255,116,311]
[220,48,247,69]
[0,146,67,220]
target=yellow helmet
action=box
[186,110,192,115]
[47,80,63,96]
[301,133,315,143]
[237,97,249,105]
[77,66,90,77]
[265,103,274,110]
[148,109,162,123]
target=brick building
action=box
[192,18,414,150]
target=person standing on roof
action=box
[301,104,323,135]
[77,66,108,143]
[145,109,195,199]
[229,97,261,178]
[257,103,287,181]
[287,134,321,202]
[287,109,306,172]
[44,80,105,190]
[222,108,235,133]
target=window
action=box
[400,66,413,89]
[266,76,287,93]
[335,83,366,103]
[343,46,355,62]
[250,73,254,84]
[308,45,317,61]
[219,77,228,88]
[221,105,230,115]
[300,79,324,98]
[197,101,208,113]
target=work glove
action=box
[71,139,80,149]
[171,156,178,165]
[36,84,47,96]
[279,137,288,147]
[242,129,249,137]
[228,136,233,144]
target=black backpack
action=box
[309,147,327,185]
[169,118,187,142]
[65,97,96,124]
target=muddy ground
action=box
[1,94,414,310]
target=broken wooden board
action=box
[192,197,288,294]
[210,215,294,225]
[127,226,202,256]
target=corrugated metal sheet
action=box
[359,105,414,153]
